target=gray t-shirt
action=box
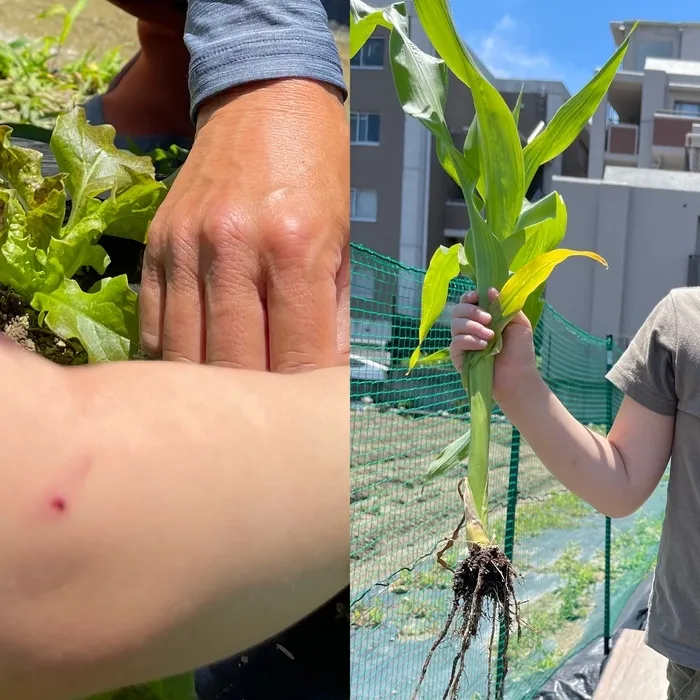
[606,287,700,669]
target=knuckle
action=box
[200,207,254,250]
[262,208,324,261]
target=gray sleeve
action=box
[184,0,348,121]
[605,293,678,416]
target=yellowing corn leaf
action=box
[408,243,465,371]
[499,249,607,320]
[411,346,451,367]
[350,0,392,57]
[415,0,524,240]
[522,23,637,188]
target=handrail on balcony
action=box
[656,108,700,118]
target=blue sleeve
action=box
[184,0,348,120]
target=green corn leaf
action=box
[438,138,476,186]
[466,88,522,190]
[350,0,393,58]
[414,0,524,238]
[386,3,451,146]
[502,192,567,269]
[426,429,471,480]
[498,248,607,321]
[412,0,474,88]
[522,24,636,188]
[464,185,508,300]
[512,85,524,128]
[515,191,560,230]
[408,243,464,371]
[511,194,568,271]
[522,281,546,330]
[32,275,140,363]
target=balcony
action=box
[652,110,700,168]
[604,122,639,165]
[443,200,469,239]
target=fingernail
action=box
[477,339,488,347]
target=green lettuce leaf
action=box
[51,108,159,225]
[31,275,140,363]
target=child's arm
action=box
[450,289,675,519]
[0,341,348,700]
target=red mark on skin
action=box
[41,453,94,518]
[50,497,67,513]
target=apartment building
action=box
[350,2,588,275]
[546,20,700,345]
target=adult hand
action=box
[139,78,349,371]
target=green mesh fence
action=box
[350,244,667,700]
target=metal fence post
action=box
[495,424,521,697]
[604,335,614,656]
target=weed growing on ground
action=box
[0,0,123,126]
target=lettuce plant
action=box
[0,107,166,362]
[350,1,633,697]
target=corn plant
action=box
[350,1,633,697]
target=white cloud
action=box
[465,15,588,90]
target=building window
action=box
[350,38,385,69]
[636,40,674,70]
[350,112,381,145]
[675,101,700,115]
[351,266,375,300]
[350,187,378,222]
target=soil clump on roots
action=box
[412,544,520,700]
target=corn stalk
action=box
[351,0,635,545]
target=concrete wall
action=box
[681,28,700,62]
[350,27,405,259]
[622,27,681,72]
[547,171,700,344]
[638,69,667,167]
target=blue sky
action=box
[452,0,697,94]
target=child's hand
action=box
[450,289,539,403]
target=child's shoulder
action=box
[665,288,700,363]
[667,287,700,326]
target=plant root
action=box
[411,544,521,700]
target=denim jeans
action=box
[195,588,350,700]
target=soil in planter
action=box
[412,544,520,700]
[0,285,88,364]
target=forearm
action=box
[499,375,635,518]
[0,361,348,699]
